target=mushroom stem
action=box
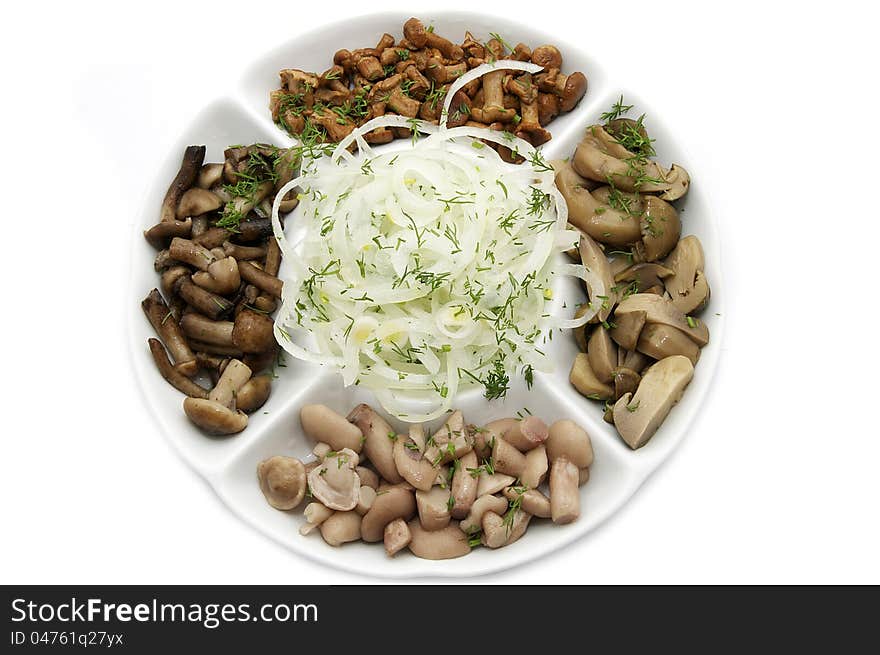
[208,359,252,408]
[177,277,233,320]
[169,237,215,271]
[144,218,192,250]
[160,145,205,223]
[238,260,283,298]
[179,312,234,346]
[147,338,208,398]
[141,289,197,376]
[549,457,580,524]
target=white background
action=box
[2,0,878,584]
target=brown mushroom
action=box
[182,397,247,435]
[160,145,205,223]
[147,338,208,398]
[504,486,551,518]
[614,262,674,295]
[176,188,222,219]
[613,355,695,449]
[614,294,709,346]
[579,233,616,323]
[663,235,710,314]
[613,367,641,401]
[196,163,223,189]
[637,196,681,262]
[231,309,276,353]
[169,237,215,271]
[176,277,232,320]
[208,359,251,408]
[257,456,306,510]
[587,325,618,384]
[191,256,241,295]
[555,163,642,247]
[609,309,647,351]
[236,375,272,413]
[237,260,283,298]
[570,353,614,400]
[637,323,701,366]
[180,313,234,347]
[141,289,198,376]
[471,69,517,124]
[144,218,192,250]
[531,45,562,69]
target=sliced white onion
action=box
[271,114,590,421]
[440,60,544,129]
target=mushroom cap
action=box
[360,487,416,542]
[612,355,695,449]
[587,325,618,385]
[393,436,438,492]
[637,323,701,366]
[614,293,709,346]
[232,309,276,353]
[415,486,452,532]
[560,72,588,112]
[555,166,641,247]
[660,164,691,201]
[570,353,614,401]
[663,235,710,314]
[609,309,647,351]
[546,419,594,469]
[530,44,563,70]
[307,452,360,511]
[613,366,641,401]
[257,456,306,510]
[236,375,272,413]
[176,188,222,219]
[638,196,681,262]
[348,403,402,484]
[183,397,248,435]
[384,517,412,557]
[578,233,616,323]
[403,17,428,48]
[407,520,471,560]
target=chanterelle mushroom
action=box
[307,449,360,511]
[612,355,695,449]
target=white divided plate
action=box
[128,11,725,578]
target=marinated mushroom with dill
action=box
[260,402,594,558]
[557,97,711,450]
[269,16,588,160]
[141,143,300,435]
